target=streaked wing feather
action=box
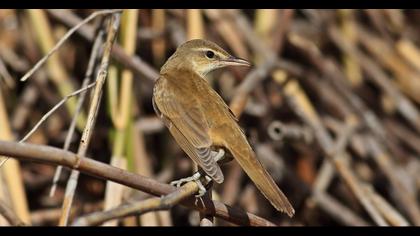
[152,95,224,183]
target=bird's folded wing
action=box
[152,95,224,183]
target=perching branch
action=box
[73,181,199,226]
[0,140,275,226]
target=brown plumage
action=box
[152,39,295,217]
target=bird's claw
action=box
[170,172,212,198]
[170,149,223,197]
[170,171,201,188]
[195,178,207,198]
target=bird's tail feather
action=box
[227,141,295,217]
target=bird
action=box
[152,39,295,217]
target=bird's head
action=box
[161,39,251,76]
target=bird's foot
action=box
[170,172,212,198]
[170,171,201,188]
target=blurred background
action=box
[0,9,420,226]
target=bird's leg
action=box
[170,149,229,198]
[170,171,212,197]
[211,148,233,166]
[212,148,225,162]
[170,171,201,188]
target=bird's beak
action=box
[221,56,251,67]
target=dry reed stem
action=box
[366,136,420,225]
[151,9,166,65]
[133,126,163,226]
[364,10,391,42]
[329,25,420,141]
[384,119,420,156]
[103,9,138,226]
[50,29,105,197]
[187,9,205,40]
[396,39,420,72]
[59,13,121,226]
[338,9,362,87]
[333,155,388,226]
[102,156,127,226]
[312,191,370,226]
[114,10,138,130]
[363,185,410,226]
[357,24,420,104]
[254,9,279,64]
[285,32,393,225]
[296,32,417,223]
[273,60,388,225]
[0,199,26,226]
[0,89,31,224]
[73,181,199,226]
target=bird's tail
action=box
[226,138,295,217]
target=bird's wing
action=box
[152,86,224,183]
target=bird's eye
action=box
[205,50,215,59]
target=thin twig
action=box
[20,83,96,143]
[46,9,159,82]
[20,9,122,82]
[0,82,96,169]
